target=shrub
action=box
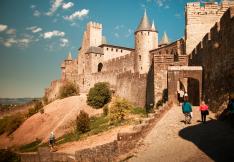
[0,113,25,136]
[109,98,132,123]
[0,149,20,162]
[27,100,43,117]
[60,82,79,99]
[103,104,109,116]
[131,106,147,116]
[156,99,163,108]
[87,82,112,108]
[76,110,90,133]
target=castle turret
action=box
[134,10,158,74]
[86,21,103,47]
[159,32,170,47]
[65,52,72,65]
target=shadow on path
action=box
[179,119,234,162]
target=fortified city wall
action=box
[188,7,234,112]
[185,1,234,54]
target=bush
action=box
[130,106,147,117]
[0,113,25,136]
[109,98,132,123]
[76,110,90,133]
[0,149,20,162]
[60,82,79,99]
[103,104,109,116]
[27,100,43,117]
[87,82,112,108]
[156,99,163,108]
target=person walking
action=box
[182,96,192,124]
[199,101,209,123]
[49,131,55,151]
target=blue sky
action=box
[0,0,208,98]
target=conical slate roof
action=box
[136,10,152,32]
[66,52,72,61]
[160,32,170,45]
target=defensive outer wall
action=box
[188,7,234,112]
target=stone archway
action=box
[168,66,202,105]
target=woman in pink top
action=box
[200,101,209,123]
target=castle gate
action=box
[168,66,202,105]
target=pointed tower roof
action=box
[66,52,72,61]
[160,32,170,46]
[151,20,158,32]
[136,9,152,32]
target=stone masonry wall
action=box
[185,1,234,55]
[116,71,147,107]
[150,39,187,105]
[189,7,234,112]
[102,52,135,73]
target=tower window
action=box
[121,50,123,53]
[107,48,109,51]
[141,66,142,70]
[116,49,118,52]
[98,63,103,72]
[139,55,141,61]
[148,32,149,35]
[111,48,113,51]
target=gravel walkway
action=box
[128,105,234,162]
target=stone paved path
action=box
[128,105,234,162]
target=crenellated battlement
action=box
[87,21,102,29]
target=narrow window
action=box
[139,55,141,61]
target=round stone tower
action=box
[134,10,158,74]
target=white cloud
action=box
[114,25,124,30]
[1,38,17,47]
[30,5,36,9]
[43,30,65,39]
[46,0,63,16]
[60,38,69,47]
[0,24,8,32]
[62,2,74,9]
[114,33,120,38]
[27,26,42,33]
[33,10,41,17]
[125,29,133,38]
[6,29,16,35]
[64,9,89,21]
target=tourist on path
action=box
[182,96,192,124]
[49,131,56,151]
[199,101,209,123]
[178,89,184,106]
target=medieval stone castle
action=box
[45,0,234,110]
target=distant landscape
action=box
[0,98,40,105]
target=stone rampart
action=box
[185,1,234,54]
[102,52,134,73]
[116,71,147,107]
[189,7,234,112]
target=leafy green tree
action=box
[60,82,79,99]
[87,82,112,108]
[76,110,90,133]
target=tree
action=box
[60,82,79,99]
[76,110,90,133]
[87,82,112,108]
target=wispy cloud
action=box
[114,25,124,30]
[64,9,89,21]
[43,30,65,39]
[6,29,16,35]
[26,26,42,33]
[125,29,133,38]
[60,38,69,47]
[114,33,120,38]
[0,34,35,48]
[0,24,8,32]
[46,0,63,16]
[156,0,168,7]
[175,13,181,19]
[0,38,17,47]
[62,2,74,10]
[33,10,41,17]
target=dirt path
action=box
[128,105,234,162]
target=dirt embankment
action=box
[0,94,102,148]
